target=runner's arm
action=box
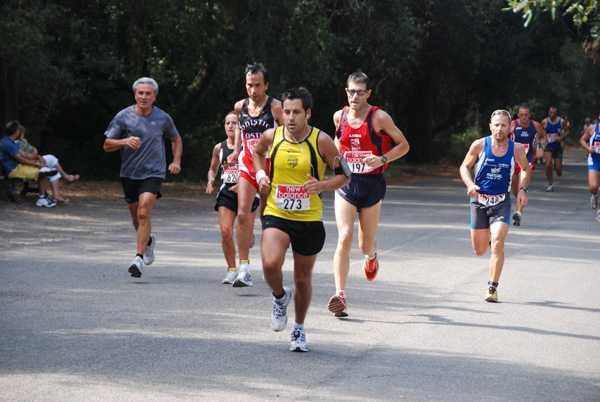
[253,128,275,194]
[460,139,484,197]
[561,117,571,140]
[206,142,221,194]
[366,110,409,169]
[580,125,595,153]
[534,121,547,158]
[514,143,530,207]
[271,99,284,126]
[103,136,141,152]
[303,132,350,194]
[228,100,244,166]
[168,135,182,174]
[332,110,343,152]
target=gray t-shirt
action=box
[104,105,179,179]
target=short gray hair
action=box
[132,77,159,94]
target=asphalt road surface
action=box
[1,148,598,401]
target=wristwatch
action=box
[380,155,388,164]
[519,186,528,193]
[36,162,40,167]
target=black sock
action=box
[147,236,152,246]
[488,281,499,289]
[273,291,285,300]
[136,253,143,259]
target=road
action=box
[1,147,598,401]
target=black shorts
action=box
[545,146,563,159]
[214,183,259,213]
[121,177,163,204]
[262,215,326,256]
[336,173,386,212]
[470,195,511,229]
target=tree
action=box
[506,0,600,57]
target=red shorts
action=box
[239,159,270,191]
[513,162,534,176]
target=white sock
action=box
[293,322,304,330]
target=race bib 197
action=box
[344,151,374,173]
[274,184,310,211]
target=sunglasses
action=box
[490,109,511,120]
[346,89,369,96]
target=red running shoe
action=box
[363,253,379,281]
[327,293,348,317]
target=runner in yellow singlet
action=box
[252,87,350,352]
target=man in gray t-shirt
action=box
[103,77,183,278]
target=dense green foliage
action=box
[506,0,600,58]
[2,0,600,181]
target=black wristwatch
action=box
[519,186,528,193]
[380,155,388,164]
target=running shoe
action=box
[512,211,522,226]
[290,327,308,352]
[546,183,554,192]
[36,196,56,208]
[270,287,292,332]
[128,256,143,278]
[232,269,253,287]
[484,286,498,303]
[222,269,237,284]
[143,234,155,265]
[363,253,379,281]
[327,293,348,317]
[590,194,598,210]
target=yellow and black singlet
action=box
[264,126,327,221]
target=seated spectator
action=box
[16,125,79,203]
[0,121,56,207]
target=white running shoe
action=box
[232,269,253,287]
[222,270,237,284]
[546,183,554,192]
[128,256,143,278]
[271,287,292,332]
[290,327,308,352]
[591,194,598,210]
[143,234,155,265]
[36,196,56,208]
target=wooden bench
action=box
[0,168,24,203]
[0,165,41,202]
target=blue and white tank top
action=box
[511,120,537,162]
[545,117,563,149]
[588,123,600,164]
[474,136,515,196]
